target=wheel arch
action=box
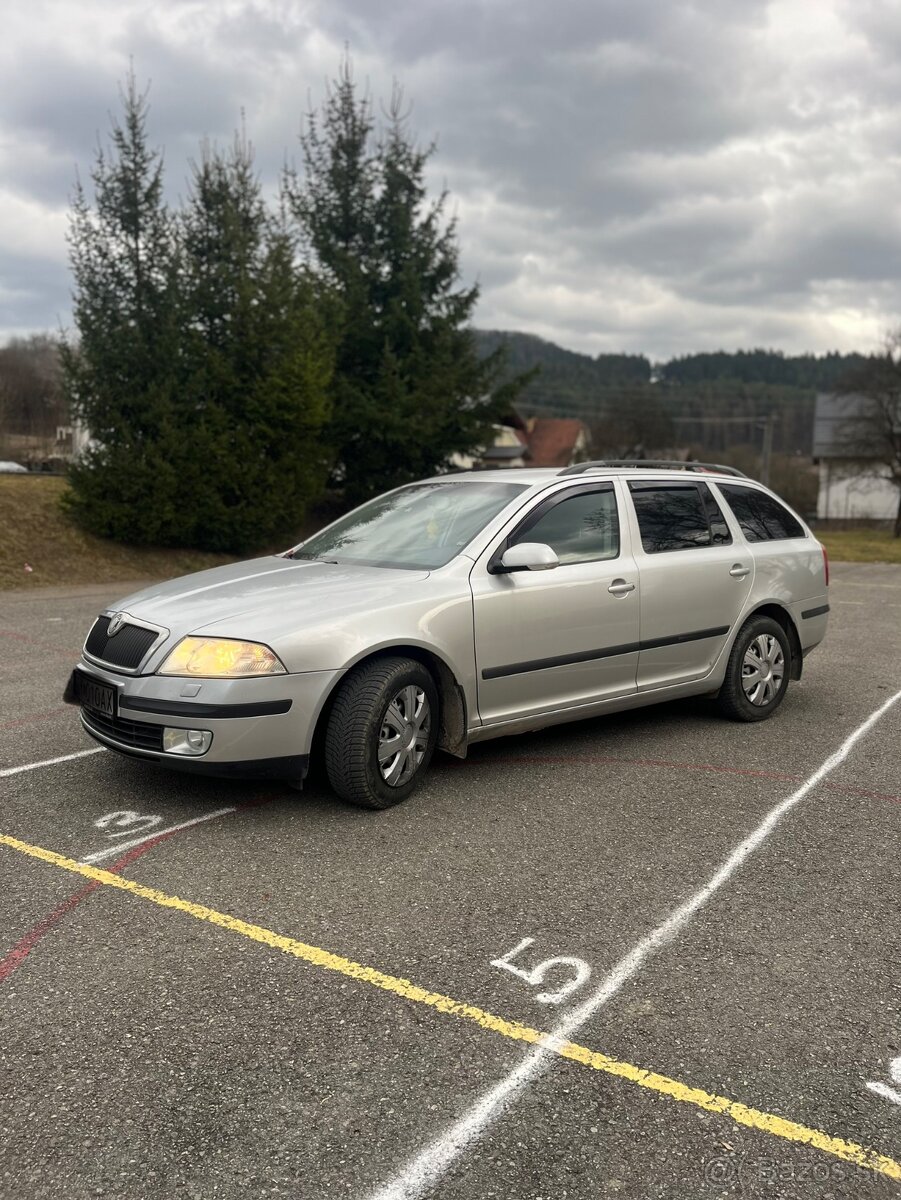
[744,602,803,680]
[310,644,469,763]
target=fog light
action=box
[163,727,212,756]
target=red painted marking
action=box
[447,753,901,804]
[0,793,275,985]
[0,630,45,645]
[0,629,81,658]
[825,782,901,804]
[0,707,68,732]
[0,831,172,984]
[493,753,800,783]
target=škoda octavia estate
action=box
[65,461,829,808]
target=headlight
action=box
[158,637,286,677]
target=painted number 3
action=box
[94,810,163,837]
[490,937,591,1005]
[867,1056,901,1107]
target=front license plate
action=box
[75,672,117,718]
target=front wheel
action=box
[324,657,438,809]
[717,615,791,722]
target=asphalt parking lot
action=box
[1,563,900,1199]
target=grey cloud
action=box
[3,51,116,154]
[320,0,768,69]
[841,0,901,63]
[2,0,900,358]
[1,145,79,209]
[598,198,766,280]
[0,251,72,335]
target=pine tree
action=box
[63,72,185,545]
[177,134,334,551]
[287,62,521,505]
[64,79,334,553]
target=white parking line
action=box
[368,686,901,1200]
[833,599,901,608]
[831,581,901,589]
[0,748,105,778]
[80,808,236,863]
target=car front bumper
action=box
[64,659,343,780]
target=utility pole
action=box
[759,414,776,486]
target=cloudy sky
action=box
[2,0,901,360]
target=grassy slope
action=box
[1,476,236,590]
[817,528,901,564]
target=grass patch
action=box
[1,475,238,590]
[817,528,901,564]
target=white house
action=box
[813,393,898,521]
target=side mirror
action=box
[498,542,559,573]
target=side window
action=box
[510,487,619,565]
[699,483,732,545]
[718,484,804,542]
[628,481,731,553]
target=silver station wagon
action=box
[65,461,830,809]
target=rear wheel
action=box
[324,656,438,809]
[717,615,791,722]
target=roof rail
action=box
[558,459,748,478]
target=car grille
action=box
[84,615,160,670]
[82,707,164,752]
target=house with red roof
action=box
[452,410,590,471]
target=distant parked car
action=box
[0,460,27,473]
[65,461,829,809]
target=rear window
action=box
[717,484,805,542]
[628,481,732,553]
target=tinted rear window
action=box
[700,484,732,545]
[628,482,731,553]
[718,485,804,542]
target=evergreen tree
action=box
[64,79,334,553]
[63,72,185,545]
[177,134,334,551]
[287,63,521,504]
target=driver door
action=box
[470,482,640,726]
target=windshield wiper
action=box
[288,551,339,564]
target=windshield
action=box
[292,481,528,570]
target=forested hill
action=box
[476,330,653,392]
[474,330,870,454]
[659,348,870,388]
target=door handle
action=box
[729,563,750,579]
[608,578,636,597]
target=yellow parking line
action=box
[2,830,900,1183]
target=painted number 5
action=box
[490,937,591,1005]
[866,1056,901,1106]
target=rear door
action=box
[625,478,754,689]
[470,482,640,725]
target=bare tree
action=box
[589,388,674,459]
[0,335,65,455]
[840,331,901,536]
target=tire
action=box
[324,656,439,809]
[717,615,792,723]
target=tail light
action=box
[820,541,829,586]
